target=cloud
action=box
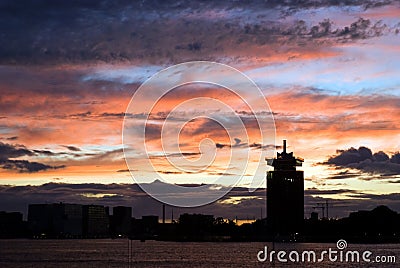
[1,160,65,173]
[216,143,228,149]
[0,1,397,65]
[305,187,360,196]
[32,149,58,156]
[245,17,390,44]
[0,142,33,161]
[326,170,363,180]
[234,138,242,146]
[85,148,124,163]
[63,145,81,152]
[116,169,138,173]
[328,146,373,165]
[326,146,400,175]
[348,192,400,201]
[249,143,282,150]
[277,0,395,11]
[0,142,65,173]
[374,151,390,162]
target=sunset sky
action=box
[0,0,399,217]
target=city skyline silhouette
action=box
[1,141,399,243]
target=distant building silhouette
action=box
[130,215,159,239]
[28,203,83,237]
[179,213,214,229]
[310,211,319,222]
[82,205,109,237]
[0,211,24,238]
[141,215,159,234]
[303,205,400,243]
[110,206,132,236]
[28,204,50,236]
[267,140,304,235]
[2,202,399,242]
[178,213,214,239]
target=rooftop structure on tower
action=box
[266,140,304,236]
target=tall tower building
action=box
[267,140,304,235]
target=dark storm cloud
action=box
[391,152,400,164]
[0,142,65,172]
[0,0,397,65]
[326,146,400,176]
[328,146,373,165]
[374,150,390,162]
